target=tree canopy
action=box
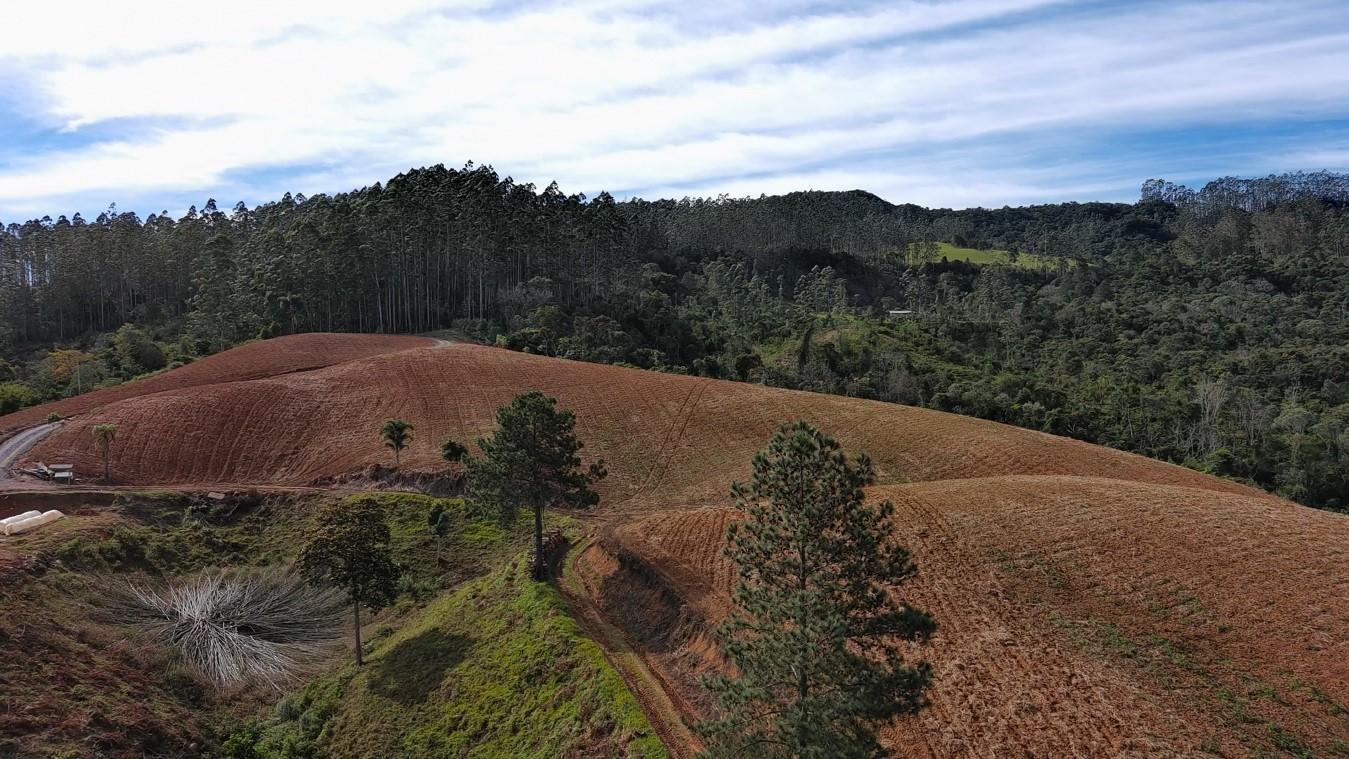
[4,167,1348,510]
[380,419,414,468]
[700,421,935,759]
[92,422,118,481]
[296,500,401,665]
[465,391,605,579]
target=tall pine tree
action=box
[700,421,935,759]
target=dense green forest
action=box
[2,166,1347,511]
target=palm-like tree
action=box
[380,419,413,468]
[440,439,468,463]
[93,423,118,481]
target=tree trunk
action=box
[532,503,546,581]
[353,603,364,665]
[797,537,809,740]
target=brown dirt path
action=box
[558,537,702,759]
[0,422,58,480]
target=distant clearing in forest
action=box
[932,241,1056,268]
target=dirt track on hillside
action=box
[0,423,57,479]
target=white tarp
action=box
[0,510,41,526]
[1,509,63,535]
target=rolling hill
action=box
[2,333,1344,757]
[602,478,1349,757]
[13,335,1263,501]
[0,332,434,437]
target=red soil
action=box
[12,340,1271,503]
[0,332,432,436]
[6,334,1344,756]
[607,478,1349,757]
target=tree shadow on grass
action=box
[367,628,474,706]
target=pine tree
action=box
[700,421,935,759]
[465,391,605,580]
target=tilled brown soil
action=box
[5,334,1344,757]
[607,478,1349,758]
[0,332,433,436]
[15,340,1270,503]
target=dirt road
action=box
[0,423,57,481]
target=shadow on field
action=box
[368,628,474,705]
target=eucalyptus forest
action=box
[2,166,1347,510]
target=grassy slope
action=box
[1,492,664,759]
[933,241,1056,269]
[1,492,317,759]
[225,559,666,759]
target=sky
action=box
[1,0,1348,220]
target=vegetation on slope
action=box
[700,422,934,758]
[931,241,1054,269]
[1,491,662,758]
[218,557,666,759]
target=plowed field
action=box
[9,340,1271,501]
[4,334,1344,757]
[0,333,433,436]
[606,477,1349,757]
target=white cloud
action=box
[1,0,1347,217]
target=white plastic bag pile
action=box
[0,509,64,535]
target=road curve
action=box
[0,423,58,480]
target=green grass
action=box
[51,491,498,584]
[1267,725,1313,758]
[221,556,666,759]
[756,311,983,385]
[931,242,1058,269]
[168,494,662,758]
[10,491,653,758]
[52,492,306,574]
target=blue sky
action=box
[1,0,1348,220]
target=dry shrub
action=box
[106,568,347,689]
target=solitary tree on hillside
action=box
[465,391,605,580]
[93,423,118,482]
[427,502,453,561]
[297,500,401,665]
[380,419,414,468]
[699,421,936,759]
